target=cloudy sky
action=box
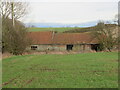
[20,0,118,24]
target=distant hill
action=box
[63,26,97,33]
[25,20,115,28]
[27,24,118,33]
[28,27,81,32]
[25,21,98,28]
[64,24,118,33]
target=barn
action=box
[27,31,99,52]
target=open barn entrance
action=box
[91,44,100,52]
[66,44,73,51]
[31,45,38,50]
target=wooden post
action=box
[11,2,14,26]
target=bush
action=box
[2,19,30,55]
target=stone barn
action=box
[27,31,99,52]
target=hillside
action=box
[27,24,118,33]
[64,24,118,33]
[63,26,97,33]
[28,27,80,32]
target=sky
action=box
[20,0,118,24]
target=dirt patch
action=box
[91,69,118,73]
[26,78,34,84]
[111,60,119,62]
[2,51,100,59]
[23,51,77,55]
[109,69,118,73]
[2,78,16,86]
[2,52,13,59]
[21,77,35,88]
[2,51,81,59]
[2,75,21,86]
[3,75,35,87]
[29,67,58,72]
[92,70,107,73]
[20,51,97,55]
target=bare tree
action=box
[0,0,28,20]
[2,17,31,55]
[93,22,118,52]
[1,0,30,55]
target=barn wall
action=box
[37,45,53,51]
[27,45,53,51]
[84,44,91,51]
[52,45,66,51]
[73,45,82,51]
[28,44,92,52]
[28,44,66,51]
[26,46,31,50]
[72,44,91,52]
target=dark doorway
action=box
[31,46,37,50]
[66,44,73,51]
[91,44,100,52]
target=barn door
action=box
[66,44,73,51]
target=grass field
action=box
[2,52,118,88]
[28,27,80,32]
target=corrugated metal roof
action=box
[27,31,98,45]
[27,31,53,44]
[53,33,97,44]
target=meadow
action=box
[2,52,118,88]
[28,27,80,32]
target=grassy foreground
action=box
[3,52,118,88]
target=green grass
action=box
[28,27,80,32]
[2,52,118,88]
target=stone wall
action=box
[73,44,82,51]
[38,45,53,51]
[28,44,92,52]
[28,44,66,51]
[73,44,91,52]
[52,45,66,51]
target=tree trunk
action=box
[108,48,111,52]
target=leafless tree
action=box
[93,22,118,52]
[0,0,28,20]
[1,0,30,55]
[2,18,31,55]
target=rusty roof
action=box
[27,31,53,44]
[27,32,98,45]
[52,33,97,44]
